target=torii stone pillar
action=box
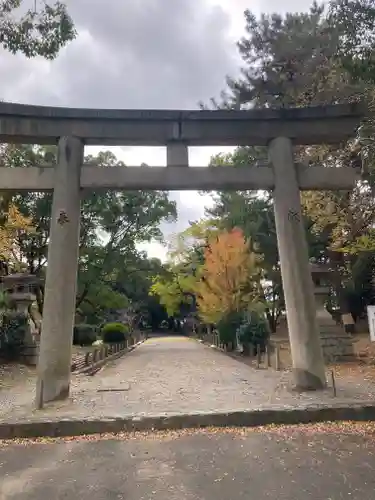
[36,136,83,406]
[269,137,326,390]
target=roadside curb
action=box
[1,402,375,439]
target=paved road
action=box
[1,426,374,499]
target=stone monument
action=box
[310,263,354,362]
[0,273,42,365]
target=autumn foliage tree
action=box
[0,204,34,272]
[196,228,261,326]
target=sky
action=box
[0,0,315,261]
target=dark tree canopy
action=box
[0,0,76,59]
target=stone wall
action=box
[274,317,355,364]
[320,334,354,362]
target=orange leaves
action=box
[196,228,261,324]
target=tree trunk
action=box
[242,341,250,356]
[167,317,174,331]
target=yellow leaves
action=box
[302,191,345,249]
[302,189,361,251]
[150,274,195,317]
[0,203,34,264]
[5,204,32,230]
[196,228,261,324]
[339,233,375,254]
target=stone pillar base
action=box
[21,343,40,365]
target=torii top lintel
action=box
[0,101,365,147]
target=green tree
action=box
[149,268,197,319]
[0,145,177,322]
[329,0,375,83]
[113,255,169,330]
[0,0,76,58]
[206,145,329,331]
[76,184,176,317]
[208,2,375,327]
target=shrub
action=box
[101,322,129,343]
[217,311,243,350]
[0,313,28,358]
[73,324,97,346]
[237,311,270,355]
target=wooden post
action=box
[266,343,271,368]
[256,346,261,369]
[331,370,337,397]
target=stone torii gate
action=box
[0,101,364,404]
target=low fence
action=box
[71,332,145,373]
[198,332,284,371]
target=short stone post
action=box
[275,344,281,371]
[36,136,83,406]
[269,137,326,390]
[265,343,271,368]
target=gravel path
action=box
[1,336,375,423]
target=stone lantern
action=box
[310,263,354,361]
[0,273,42,365]
[310,263,337,332]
